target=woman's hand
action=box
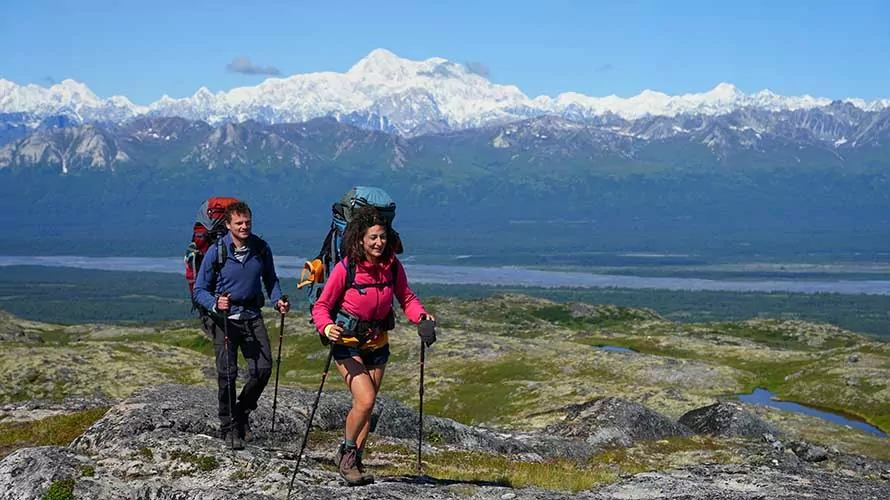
[324,323,344,343]
[418,314,437,346]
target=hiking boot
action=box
[221,430,244,450]
[235,411,253,442]
[336,444,365,486]
[355,454,375,484]
[241,419,254,442]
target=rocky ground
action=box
[1,384,889,500]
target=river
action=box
[2,255,890,295]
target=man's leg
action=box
[235,315,273,439]
[205,314,242,448]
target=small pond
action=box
[727,388,886,437]
[596,345,637,354]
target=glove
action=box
[418,314,437,347]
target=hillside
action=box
[1,295,888,498]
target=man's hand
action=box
[216,292,231,311]
[276,297,290,314]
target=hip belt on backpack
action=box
[335,309,395,346]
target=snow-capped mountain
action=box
[2,48,889,136]
[0,79,142,125]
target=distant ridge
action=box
[2,48,889,136]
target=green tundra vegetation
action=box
[2,293,888,471]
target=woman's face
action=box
[362,224,387,262]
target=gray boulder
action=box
[546,397,692,448]
[679,402,780,438]
[788,441,829,462]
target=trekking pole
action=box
[416,313,436,473]
[287,344,335,499]
[270,294,289,434]
[417,334,426,473]
[221,292,236,452]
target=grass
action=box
[422,357,546,424]
[595,436,739,471]
[722,358,815,392]
[706,321,859,351]
[379,450,617,492]
[169,451,219,472]
[362,435,739,493]
[170,334,214,355]
[0,407,110,459]
[532,304,654,330]
[443,299,654,337]
[230,469,252,480]
[777,371,890,436]
[574,335,696,360]
[36,329,80,345]
[43,479,76,500]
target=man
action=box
[193,201,289,449]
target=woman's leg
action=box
[335,356,378,442]
[355,364,385,450]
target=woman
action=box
[311,205,434,486]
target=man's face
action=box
[226,212,252,241]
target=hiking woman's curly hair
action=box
[341,205,394,263]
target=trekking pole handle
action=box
[418,314,437,347]
[278,294,289,314]
[219,291,231,311]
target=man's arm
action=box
[193,243,220,311]
[262,244,283,304]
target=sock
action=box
[343,439,357,449]
[356,449,363,460]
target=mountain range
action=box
[2,48,890,138]
[1,49,889,259]
[1,48,890,173]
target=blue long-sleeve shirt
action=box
[193,233,282,318]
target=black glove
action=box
[418,315,436,347]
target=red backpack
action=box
[184,197,239,311]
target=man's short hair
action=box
[225,201,252,222]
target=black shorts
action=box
[332,343,390,367]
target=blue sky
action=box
[2,0,888,105]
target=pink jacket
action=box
[312,255,427,349]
